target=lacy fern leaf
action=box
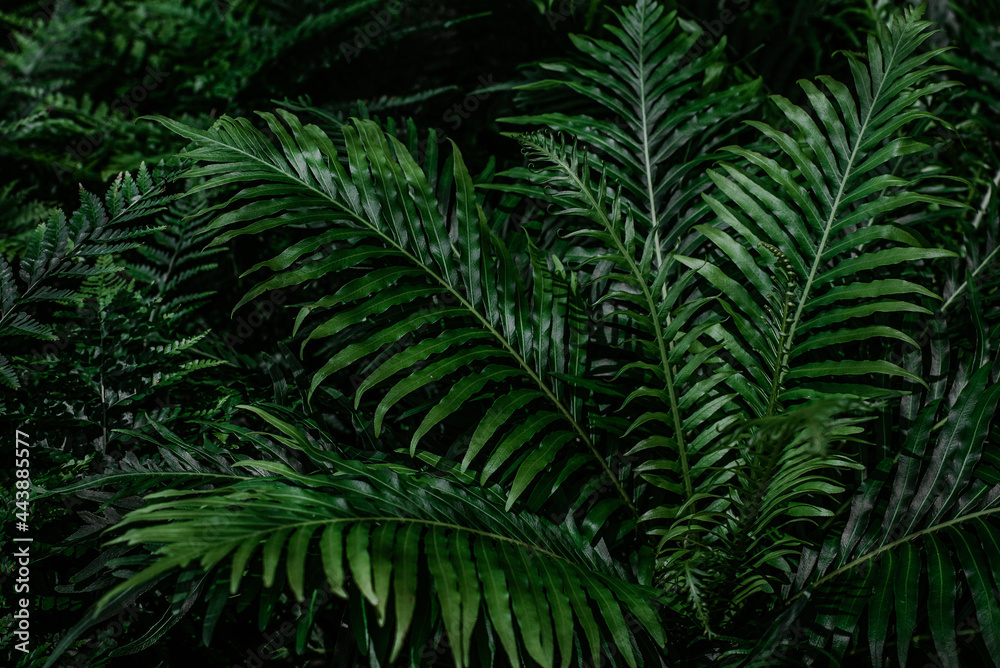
[0,163,172,389]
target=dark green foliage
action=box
[3,1,1000,667]
[0,164,172,387]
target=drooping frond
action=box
[54,406,667,668]
[149,110,636,518]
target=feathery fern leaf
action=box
[681,5,965,415]
[126,191,225,321]
[149,110,636,516]
[77,406,667,668]
[0,163,173,389]
[498,0,761,257]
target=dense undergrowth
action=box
[2,0,999,666]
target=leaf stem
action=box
[174,121,640,518]
[523,136,693,501]
[786,505,1000,605]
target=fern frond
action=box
[151,110,638,517]
[510,131,712,504]
[756,351,1000,667]
[0,162,172,341]
[0,352,18,389]
[682,6,965,415]
[74,407,666,668]
[498,0,761,256]
[503,131,813,638]
[126,191,224,320]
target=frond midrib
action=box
[777,33,908,416]
[176,119,635,515]
[786,504,1000,605]
[523,135,692,501]
[124,513,573,566]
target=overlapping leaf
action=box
[87,407,666,668]
[0,163,173,389]
[747,351,1000,667]
[499,0,761,255]
[679,7,964,416]
[151,111,634,516]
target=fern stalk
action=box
[517,134,693,500]
[787,505,1000,606]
